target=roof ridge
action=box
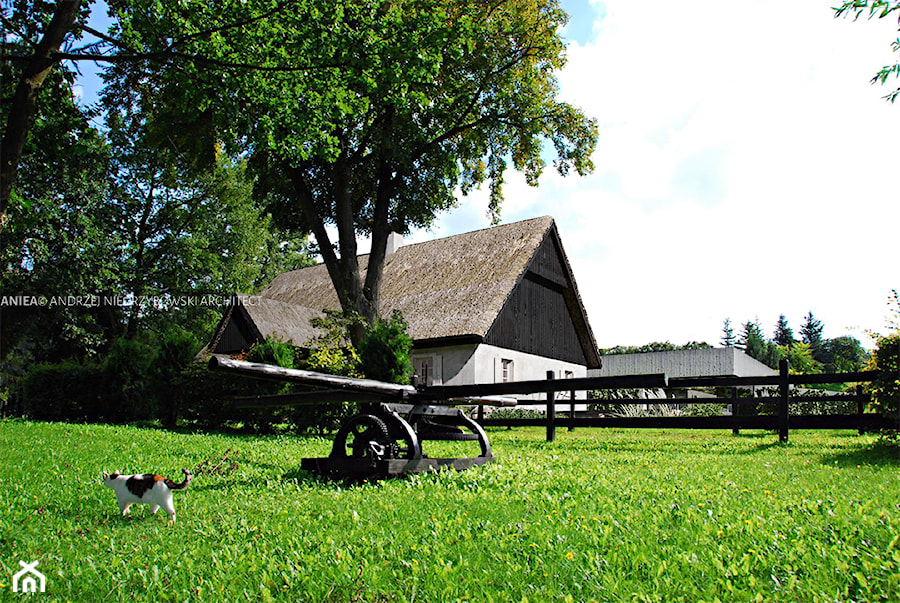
[396,215,554,251]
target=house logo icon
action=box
[13,560,46,593]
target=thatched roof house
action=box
[206,216,600,394]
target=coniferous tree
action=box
[721,318,736,347]
[773,315,796,347]
[800,311,825,362]
[739,319,767,357]
[738,319,781,369]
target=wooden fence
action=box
[477,360,898,442]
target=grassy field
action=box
[0,420,897,602]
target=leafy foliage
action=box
[103,0,598,330]
[0,62,116,362]
[867,332,899,420]
[778,342,823,375]
[302,310,364,379]
[834,0,900,102]
[685,402,727,417]
[245,336,295,370]
[357,310,413,385]
[820,336,869,373]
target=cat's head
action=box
[101,471,121,486]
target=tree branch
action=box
[1,0,83,220]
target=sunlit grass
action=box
[1,420,897,601]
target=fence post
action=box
[569,389,576,432]
[546,370,556,442]
[778,359,790,443]
[731,386,740,435]
[856,384,866,435]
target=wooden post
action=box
[856,384,865,435]
[731,386,740,435]
[569,390,576,432]
[778,359,790,443]
[546,371,556,442]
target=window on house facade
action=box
[412,356,434,387]
[501,359,514,383]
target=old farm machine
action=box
[209,356,667,480]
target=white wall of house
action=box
[411,342,588,402]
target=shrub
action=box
[867,332,899,422]
[104,336,157,420]
[304,310,363,378]
[21,360,109,422]
[152,327,201,428]
[358,310,413,385]
[686,403,726,417]
[486,408,546,421]
[245,335,294,369]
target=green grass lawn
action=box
[0,420,897,602]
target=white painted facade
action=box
[410,342,588,401]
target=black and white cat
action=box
[102,469,192,523]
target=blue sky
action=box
[72,1,900,349]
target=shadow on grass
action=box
[819,440,900,468]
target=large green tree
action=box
[820,336,868,373]
[0,54,314,364]
[102,102,314,339]
[0,61,117,362]
[104,0,598,341]
[0,0,308,219]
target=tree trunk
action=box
[1,0,83,220]
[361,108,396,328]
[286,127,397,347]
[287,164,369,345]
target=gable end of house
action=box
[484,223,601,368]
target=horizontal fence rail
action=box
[479,360,898,443]
[212,354,898,443]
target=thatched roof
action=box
[208,216,600,366]
[262,216,556,341]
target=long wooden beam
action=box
[232,390,386,408]
[210,357,665,406]
[209,356,417,397]
[415,373,669,400]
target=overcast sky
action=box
[402,0,900,349]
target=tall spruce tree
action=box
[800,311,825,361]
[773,315,796,347]
[721,318,736,347]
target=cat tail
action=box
[164,469,192,490]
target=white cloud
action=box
[411,0,900,349]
